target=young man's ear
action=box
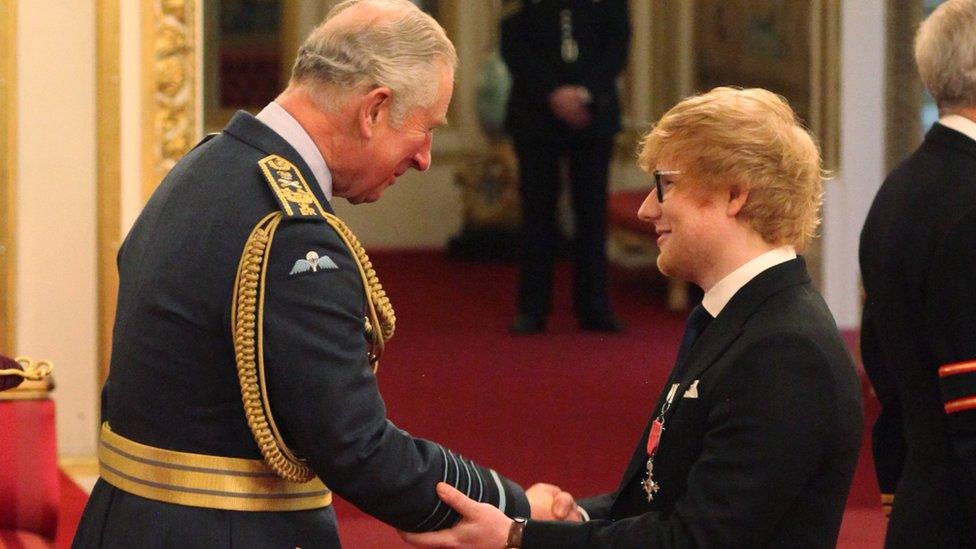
[358,86,392,138]
[726,185,749,217]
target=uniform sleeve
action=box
[927,210,976,481]
[860,304,906,515]
[577,492,615,522]
[257,219,529,531]
[576,0,631,97]
[523,334,856,548]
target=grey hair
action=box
[915,0,976,112]
[291,0,457,125]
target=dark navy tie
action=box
[675,304,713,366]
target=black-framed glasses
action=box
[652,170,681,202]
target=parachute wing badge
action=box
[289,251,339,276]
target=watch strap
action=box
[506,517,527,548]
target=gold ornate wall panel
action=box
[98,0,121,381]
[142,0,199,200]
[0,0,16,354]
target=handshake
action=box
[399,482,582,548]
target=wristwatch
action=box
[505,517,528,548]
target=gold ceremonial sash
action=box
[98,423,332,512]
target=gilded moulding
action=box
[143,0,198,199]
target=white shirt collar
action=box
[255,102,333,200]
[701,246,797,317]
[939,114,976,144]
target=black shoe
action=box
[509,314,546,335]
[579,314,625,333]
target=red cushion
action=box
[608,190,656,235]
[0,355,24,392]
[0,400,59,541]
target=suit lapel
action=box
[679,258,810,384]
[611,258,812,513]
[223,110,336,215]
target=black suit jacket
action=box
[500,0,630,141]
[523,258,863,548]
[860,122,976,547]
[72,112,529,548]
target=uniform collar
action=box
[256,102,334,200]
[939,114,976,144]
[702,246,797,317]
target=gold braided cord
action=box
[232,212,314,483]
[322,212,396,372]
[0,357,53,380]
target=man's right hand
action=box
[526,482,583,521]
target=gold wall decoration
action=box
[142,0,199,200]
[0,0,16,354]
[98,0,121,382]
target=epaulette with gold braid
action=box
[258,154,328,220]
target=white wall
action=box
[17,0,99,455]
[824,0,887,329]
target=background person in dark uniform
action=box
[72,1,571,547]
[402,87,863,549]
[500,0,630,334]
[860,1,976,546]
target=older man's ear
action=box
[357,86,393,137]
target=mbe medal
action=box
[643,458,660,501]
[643,418,664,501]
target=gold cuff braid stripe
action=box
[232,211,396,483]
[98,423,331,512]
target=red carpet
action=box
[55,250,887,547]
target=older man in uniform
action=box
[860,1,976,546]
[402,87,863,548]
[501,0,630,334]
[72,1,549,547]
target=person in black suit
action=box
[860,1,976,545]
[402,87,863,548]
[500,0,630,334]
[72,2,567,547]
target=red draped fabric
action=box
[0,398,59,545]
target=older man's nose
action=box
[412,136,433,172]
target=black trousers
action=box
[513,135,614,319]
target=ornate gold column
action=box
[97,0,121,381]
[0,0,16,353]
[142,0,199,200]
